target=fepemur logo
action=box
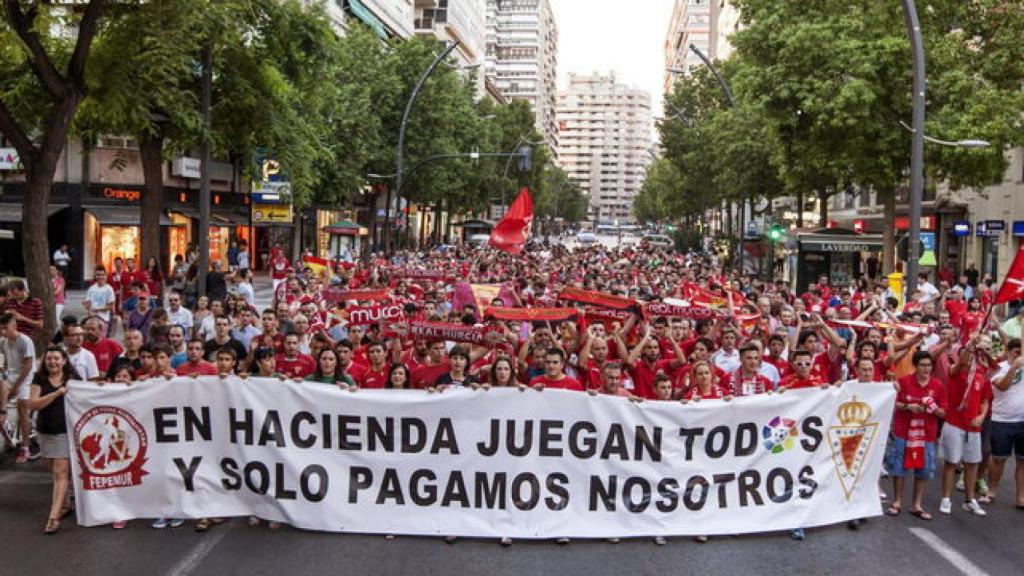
[74,406,148,490]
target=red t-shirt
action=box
[763,355,792,380]
[959,311,985,343]
[720,371,773,396]
[945,364,993,432]
[411,362,450,389]
[529,374,584,391]
[271,256,290,280]
[359,365,390,389]
[175,361,219,377]
[812,352,842,384]
[779,372,826,390]
[945,300,967,329]
[684,384,729,401]
[83,339,124,373]
[893,374,946,441]
[629,358,677,400]
[275,353,315,379]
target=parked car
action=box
[642,233,674,248]
[576,231,598,245]
[468,233,491,246]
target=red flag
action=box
[995,246,1024,304]
[488,188,534,254]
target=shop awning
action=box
[798,232,883,253]
[85,206,173,226]
[346,0,389,39]
[0,203,67,222]
[212,208,250,226]
[323,219,365,236]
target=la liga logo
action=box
[762,416,799,454]
[74,406,148,490]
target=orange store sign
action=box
[102,188,141,202]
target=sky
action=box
[552,0,675,119]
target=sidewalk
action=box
[62,274,276,322]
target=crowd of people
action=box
[1,238,1022,543]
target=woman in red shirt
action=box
[682,361,731,401]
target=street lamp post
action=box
[387,40,461,256]
[901,0,926,297]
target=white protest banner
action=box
[66,379,894,538]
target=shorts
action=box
[990,421,1024,460]
[4,379,31,401]
[886,437,937,480]
[38,433,69,459]
[939,423,982,464]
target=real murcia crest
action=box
[827,396,878,501]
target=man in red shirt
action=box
[938,341,994,517]
[338,339,369,383]
[81,316,124,373]
[626,325,684,399]
[778,349,827,391]
[578,326,631,391]
[887,351,947,520]
[275,333,315,379]
[176,339,219,377]
[529,348,583,391]
[721,344,773,396]
[2,279,43,338]
[763,334,792,380]
[358,341,390,389]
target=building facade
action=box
[556,73,653,224]
[826,147,1024,281]
[415,0,487,95]
[664,0,713,92]
[484,0,559,153]
[712,0,740,61]
[315,0,416,39]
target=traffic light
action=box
[518,145,532,171]
[767,224,785,242]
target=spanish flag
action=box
[302,254,330,278]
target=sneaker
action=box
[791,528,805,541]
[653,536,666,546]
[976,479,989,496]
[15,447,29,464]
[695,535,708,543]
[880,490,888,501]
[27,447,41,461]
[169,518,185,528]
[152,517,169,529]
[962,500,987,517]
[444,535,456,544]
[112,520,127,530]
[607,538,621,544]
[499,537,512,547]
[846,519,861,530]
[556,537,570,545]
[955,471,965,492]
[939,498,953,515]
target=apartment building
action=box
[556,73,653,224]
[316,0,416,39]
[484,0,559,152]
[664,0,713,92]
[415,0,487,95]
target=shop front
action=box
[976,220,1006,280]
[322,218,367,260]
[0,203,68,278]
[795,228,883,293]
[83,205,179,276]
[251,203,293,271]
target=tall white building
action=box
[484,0,559,152]
[712,0,741,60]
[415,0,487,95]
[557,73,653,224]
[664,0,712,92]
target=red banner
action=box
[408,321,485,345]
[484,306,578,322]
[558,287,637,310]
[582,308,634,331]
[323,288,392,303]
[345,304,406,327]
[489,188,534,255]
[644,302,717,320]
[680,282,746,308]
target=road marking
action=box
[908,527,990,576]
[166,523,234,576]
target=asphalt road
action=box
[1,455,1021,576]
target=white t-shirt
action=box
[237,282,255,306]
[197,315,217,342]
[712,348,741,374]
[85,283,116,322]
[167,306,194,332]
[67,348,99,380]
[1,333,36,384]
[991,360,1024,423]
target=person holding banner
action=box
[626,325,685,399]
[27,347,79,534]
[386,364,410,389]
[486,357,517,388]
[681,361,732,402]
[887,351,947,521]
[434,347,479,390]
[528,348,583,391]
[305,348,356,388]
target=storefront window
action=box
[209,227,230,267]
[99,225,140,273]
[981,237,999,280]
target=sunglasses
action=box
[793,361,812,367]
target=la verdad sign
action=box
[65,378,894,538]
